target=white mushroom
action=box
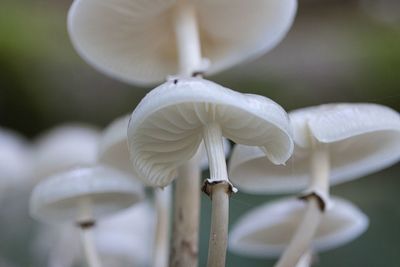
[98,113,230,267]
[128,77,293,267]
[33,202,154,267]
[68,0,297,85]
[30,165,144,267]
[33,124,100,182]
[70,1,296,265]
[229,103,400,267]
[229,197,368,262]
[128,77,293,188]
[230,103,400,194]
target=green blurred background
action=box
[0,0,399,266]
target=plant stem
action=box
[206,182,230,267]
[170,1,203,267]
[79,225,102,267]
[153,187,172,267]
[202,123,234,267]
[170,156,201,267]
[274,198,321,267]
[174,0,202,76]
[203,123,228,183]
[274,142,329,267]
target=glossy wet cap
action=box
[30,165,144,224]
[128,77,293,187]
[68,0,297,85]
[229,103,400,193]
[229,196,368,258]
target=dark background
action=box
[0,0,399,266]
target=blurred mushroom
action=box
[229,197,368,265]
[30,165,144,267]
[127,77,293,267]
[94,202,155,267]
[68,0,297,85]
[34,202,154,267]
[98,114,171,267]
[33,124,100,183]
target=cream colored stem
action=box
[170,156,201,267]
[153,187,172,267]
[174,0,202,76]
[274,143,329,267]
[80,227,102,267]
[172,1,203,266]
[309,143,330,196]
[207,183,230,267]
[274,199,321,267]
[203,123,231,267]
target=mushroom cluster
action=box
[0,0,399,267]
[229,103,400,266]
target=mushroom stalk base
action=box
[170,157,201,267]
[274,198,322,267]
[79,225,102,267]
[153,187,172,267]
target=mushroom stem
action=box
[274,142,329,267]
[79,226,102,267]
[172,2,204,266]
[170,156,201,267]
[274,198,321,267]
[202,122,234,267]
[203,123,228,183]
[207,182,230,267]
[174,0,203,76]
[308,142,330,199]
[153,187,172,267]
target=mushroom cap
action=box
[128,77,293,187]
[30,165,144,224]
[33,124,100,181]
[229,103,400,194]
[99,114,229,177]
[229,197,369,258]
[68,0,297,85]
[0,128,32,187]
